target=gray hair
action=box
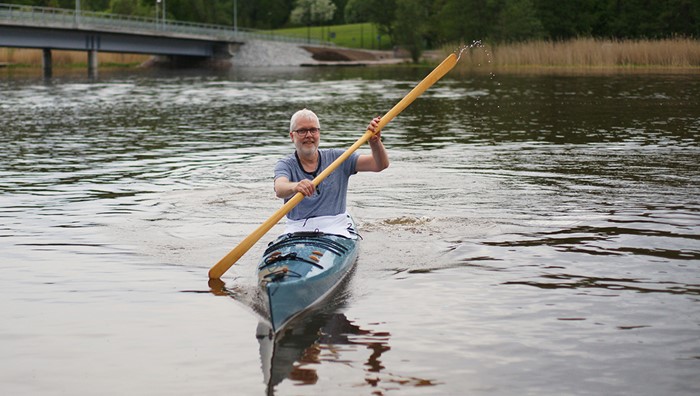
[289,108,320,132]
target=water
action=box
[1,65,699,396]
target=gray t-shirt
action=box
[274,149,359,221]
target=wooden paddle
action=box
[209,53,459,279]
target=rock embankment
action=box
[231,39,403,67]
[231,40,317,66]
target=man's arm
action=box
[356,116,390,172]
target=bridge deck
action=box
[0,2,329,54]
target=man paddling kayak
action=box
[273,109,389,236]
[208,54,455,280]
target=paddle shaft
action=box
[209,53,458,279]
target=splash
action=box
[454,40,497,82]
[455,40,485,61]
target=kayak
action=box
[257,227,359,333]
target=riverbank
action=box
[2,38,699,72]
[0,43,397,69]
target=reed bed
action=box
[3,38,699,72]
[453,38,700,73]
[0,48,149,67]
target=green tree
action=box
[5,0,697,40]
[344,0,396,37]
[659,0,700,37]
[108,0,151,17]
[533,0,594,39]
[81,0,112,12]
[344,0,371,22]
[432,0,500,44]
[165,0,226,25]
[393,0,431,62]
[330,0,348,23]
[494,0,545,42]
[290,0,336,26]
[244,0,294,29]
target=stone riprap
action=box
[231,40,316,67]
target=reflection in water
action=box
[257,313,435,395]
[484,225,700,260]
[209,279,435,395]
[504,274,700,295]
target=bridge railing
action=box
[0,2,330,45]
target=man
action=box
[274,108,389,237]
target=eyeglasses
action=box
[293,127,320,136]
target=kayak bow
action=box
[257,228,359,332]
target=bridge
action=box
[0,2,328,77]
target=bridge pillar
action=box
[42,49,52,78]
[87,50,98,78]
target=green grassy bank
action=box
[267,23,390,50]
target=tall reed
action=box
[0,48,149,67]
[452,37,700,72]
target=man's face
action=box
[291,117,320,157]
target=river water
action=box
[1,65,699,396]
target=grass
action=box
[267,23,390,50]
[450,37,700,73]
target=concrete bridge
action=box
[0,2,327,77]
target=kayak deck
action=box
[258,231,359,332]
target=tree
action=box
[329,0,347,23]
[81,0,111,12]
[245,0,295,29]
[659,0,700,37]
[393,0,431,62]
[344,0,371,22]
[108,0,151,17]
[432,0,500,44]
[494,0,545,42]
[533,0,602,39]
[344,0,396,37]
[290,0,336,26]
[6,0,697,40]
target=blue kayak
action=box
[257,229,359,333]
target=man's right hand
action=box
[295,179,316,197]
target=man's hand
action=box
[368,116,382,143]
[275,177,315,199]
[294,179,316,197]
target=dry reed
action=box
[0,48,149,67]
[452,37,700,73]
